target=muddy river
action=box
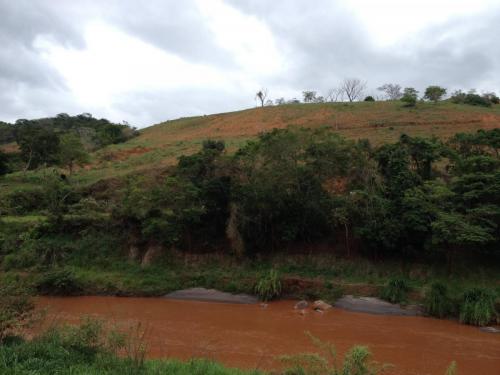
[37,296,500,375]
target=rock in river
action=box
[313,300,332,311]
[294,300,309,310]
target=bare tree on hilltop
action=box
[327,87,344,102]
[378,83,403,100]
[341,78,366,102]
[255,88,268,107]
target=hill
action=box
[77,101,500,182]
[1,100,500,194]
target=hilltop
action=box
[68,100,500,184]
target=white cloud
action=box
[347,0,500,46]
[1,0,499,127]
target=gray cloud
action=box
[0,0,499,127]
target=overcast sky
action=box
[1,0,499,128]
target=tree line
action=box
[256,80,500,107]
[112,127,500,268]
[0,113,137,175]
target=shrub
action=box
[401,88,418,107]
[459,288,497,326]
[0,188,46,215]
[364,96,375,102]
[380,277,410,304]
[424,282,454,318]
[36,268,82,296]
[464,93,491,107]
[0,283,35,343]
[2,249,37,270]
[254,269,282,301]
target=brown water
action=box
[37,297,500,375]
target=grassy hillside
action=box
[2,100,500,196]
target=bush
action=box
[2,249,37,270]
[0,283,34,343]
[36,268,82,296]
[459,288,497,326]
[0,188,46,215]
[364,96,375,102]
[464,93,491,107]
[424,282,454,318]
[380,277,410,304]
[401,87,418,107]
[254,269,282,301]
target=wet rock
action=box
[334,295,422,316]
[165,288,259,304]
[313,300,332,311]
[294,300,309,310]
[479,326,500,334]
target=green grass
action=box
[0,318,263,375]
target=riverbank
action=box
[3,252,499,323]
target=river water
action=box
[37,296,500,375]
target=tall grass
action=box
[380,277,410,304]
[424,282,454,318]
[280,332,386,375]
[254,269,282,301]
[459,287,497,326]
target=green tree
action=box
[15,122,60,170]
[424,86,447,103]
[302,91,317,103]
[58,133,89,175]
[41,169,74,224]
[431,211,494,272]
[401,87,419,107]
[0,150,8,176]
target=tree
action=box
[15,123,60,170]
[255,88,268,107]
[0,150,8,176]
[482,92,499,105]
[341,78,366,102]
[424,86,447,103]
[377,83,403,100]
[58,133,90,175]
[326,87,344,102]
[302,91,317,103]
[431,211,494,272]
[364,96,375,102]
[41,169,73,224]
[401,87,419,107]
[274,97,285,105]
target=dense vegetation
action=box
[0,124,499,324]
[0,113,137,175]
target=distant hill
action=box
[0,113,137,152]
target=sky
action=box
[1,0,499,128]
